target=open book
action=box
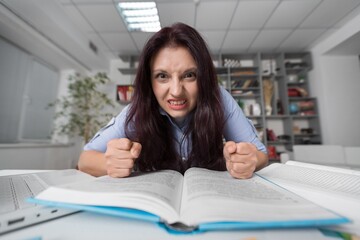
[257,161,360,235]
[29,167,349,233]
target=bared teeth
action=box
[169,100,186,105]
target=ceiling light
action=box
[117,2,161,32]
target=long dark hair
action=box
[125,22,225,173]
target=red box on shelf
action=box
[117,85,134,102]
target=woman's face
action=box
[151,46,198,124]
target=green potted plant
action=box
[49,72,115,143]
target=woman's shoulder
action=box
[219,86,237,108]
[219,85,232,99]
[115,103,132,117]
[111,104,133,127]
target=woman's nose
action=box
[169,78,183,96]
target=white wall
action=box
[309,13,360,147]
[109,58,133,85]
[310,55,360,146]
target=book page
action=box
[258,163,360,198]
[34,169,96,187]
[285,160,360,176]
[179,168,339,226]
[35,170,184,224]
[257,163,360,235]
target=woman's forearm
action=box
[255,150,269,171]
[78,150,108,177]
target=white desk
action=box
[0,170,344,240]
[1,211,338,240]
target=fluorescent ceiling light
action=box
[117,2,161,32]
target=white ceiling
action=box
[1,0,360,71]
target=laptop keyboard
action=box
[0,174,47,214]
[0,170,94,235]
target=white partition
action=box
[293,145,346,165]
[0,143,81,170]
[344,147,360,167]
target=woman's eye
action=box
[155,73,168,81]
[184,72,196,79]
[157,73,166,78]
[155,73,166,79]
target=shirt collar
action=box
[159,107,193,129]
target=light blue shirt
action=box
[84,87,267,159]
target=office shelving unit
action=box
[217,52,321,161]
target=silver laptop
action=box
[0,169,93,235]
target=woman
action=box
[78,23,268,179]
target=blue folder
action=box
[27,198,350,234]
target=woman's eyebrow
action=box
[183,67,197,73]
[152,69,167,74]
[152,68,197,73]
[152,69,167,73]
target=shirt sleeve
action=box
[220,87,267,153]
[83,105,130,152]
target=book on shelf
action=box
[117,85,134,102]
[257,161,360,235]
[29,167,349,234]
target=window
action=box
[0,37,59,143]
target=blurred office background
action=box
[0,0,359,169]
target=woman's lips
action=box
[168,100,187,110]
